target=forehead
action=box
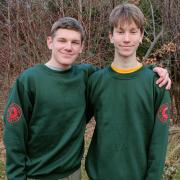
[116,20,139,30]
[54,28,82,40]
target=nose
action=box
[64,42,72,51]
[124,32,130,42]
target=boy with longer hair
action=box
[86,3,171,180]
[3,16,169,180]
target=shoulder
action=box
[88,67,108,85]
[141,66,169,97]
[74,63,99,76]
[18,64,43,81]
[142,65,155,75]
[14,64,44,88]
[90,67,107,77]
[141,65,158,81]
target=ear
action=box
[47,36,53,50]
[109,32,114,44]
[79,42,84,53]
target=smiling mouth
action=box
[121,46,136,50]
[60,52,74,56]
[121,45,133,47]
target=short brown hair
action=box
[50,17,85,42]
[109,3,144,33]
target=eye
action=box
[117,31,124,34]
[131,31,137,34]
[72,41,81,45]
[58,39,66,42]
[130,29,139,34]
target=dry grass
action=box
[164,127,180,179]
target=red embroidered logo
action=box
[6,103,22,123]
[158,103,169,123]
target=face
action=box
[47,28,83,68]
[109,21,143,58]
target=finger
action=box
[158,73,169,87]
[159,68,168,78]
[156,76,164,84]
[165,79,172,90]
[162,69,168,77]
[156,69,169,84]
[153,67,163,76]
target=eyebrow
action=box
[130,28,138,31]
[57,37,80,41]
[116,26,139,30]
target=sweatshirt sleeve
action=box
[146,82,171,180]
[145,64,155,70]
[85,77,93,124]
[84,64,99,124]
[88,64,100,76]
[3,78,33,180]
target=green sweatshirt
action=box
[3,64,97,180]
[85,66,171,180]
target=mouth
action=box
[120,46,132,50]
[60,52,75,57]
[119,45,135,50]
[121,45,134,48]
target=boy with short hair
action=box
[85,3,171,180]
[3,17,97,180]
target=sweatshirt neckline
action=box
[111,63,143,74]
[108,65,145,79]
[37,64,74,75]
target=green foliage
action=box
[163,164,180,180]
[0,161,5,179]
[81,166,89,180]
[173,165,180,180]
[164,164,177,179]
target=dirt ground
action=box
[0,119,5,162]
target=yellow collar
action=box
[111,63,143,74]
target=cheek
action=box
[133,37,141,45]
[112,36,121,44]
[136,35,143,42]
[54,43,65,51]
[74,46,83,53]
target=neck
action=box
[46,59,71,70]
[112,51,140,69]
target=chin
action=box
[119,53,133,58]
[118,50,135,57]
[61,60,75,66]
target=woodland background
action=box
[0,0,179,179]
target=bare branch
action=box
[148,0,156,38]
[78,0,82,21]
[144,27,163,60]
